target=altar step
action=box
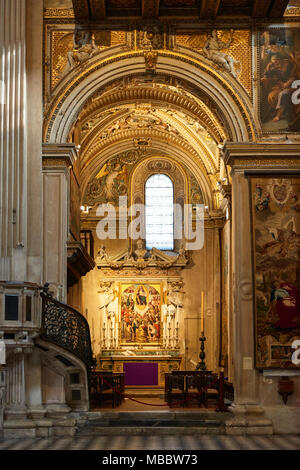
[76,411,229,436]
[125,387,165,398]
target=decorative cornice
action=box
[42,143,78,168]
[222,142,300,170]
[67,241,96,287]
[44,8,75,19]
[284,7,300,17]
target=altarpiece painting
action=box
[120,283,162,345]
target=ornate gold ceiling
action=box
[72,77,223,184]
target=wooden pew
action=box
[90,371,125,409]
[165,370,234,410]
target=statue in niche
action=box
[167,281,184,314]
[202,30,240,78]
[99,282,118,319]
[61,31,98,76]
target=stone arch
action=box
[44,49,257,144]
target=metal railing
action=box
[40,285,93,376]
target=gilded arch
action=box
[43,49,258,144]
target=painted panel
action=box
[120,283,162,345]
[259,28,300,133]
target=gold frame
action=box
[119,282,163,347]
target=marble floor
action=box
[0,434,299,450]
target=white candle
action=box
[201,291,204,332]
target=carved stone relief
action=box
[137,21,164,50]
[175,29,252,98]
[82,149,141,206]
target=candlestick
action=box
[196,333,207,371]
[201,291,204,332]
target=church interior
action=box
[0,0,300,442]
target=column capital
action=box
[222,142,300,172]
[42,143,78,169]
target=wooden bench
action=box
[165,370,234,410]
[90,371,125,409]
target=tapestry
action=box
[120,283,162,345]
[220,220,230,369]
[259,28,300,133]
[251,178,300,369]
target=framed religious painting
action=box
[259,27,300,133]
[119,283,162,346]
[250,177,300,369]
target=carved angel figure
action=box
[202,30,240,78]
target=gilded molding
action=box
[43,50,256,143]
[175,29,252,99]
[42,143,78,168]
[44,8,75,18]
[284,7,300,16]
[223,143,300,169]
[76,79,226,144]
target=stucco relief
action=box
[138,21,164,50]
[45,26,128,93]
[82,150,141,206]
[175,29,252,98]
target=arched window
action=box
[145,174,174,251]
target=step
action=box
[124,388,165,398]
[86,418,222,427]
[76,411,229,435]
[83,411,229,421]
[78,425,225,436]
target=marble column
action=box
[0,0,43,283]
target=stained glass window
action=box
[145,174,174,250]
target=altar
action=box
[100,355,182,387]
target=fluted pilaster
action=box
[0,0,27,279]
[0,0,43,282]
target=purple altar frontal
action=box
[123,362,158,386]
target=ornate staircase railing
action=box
[40,285,94,378]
